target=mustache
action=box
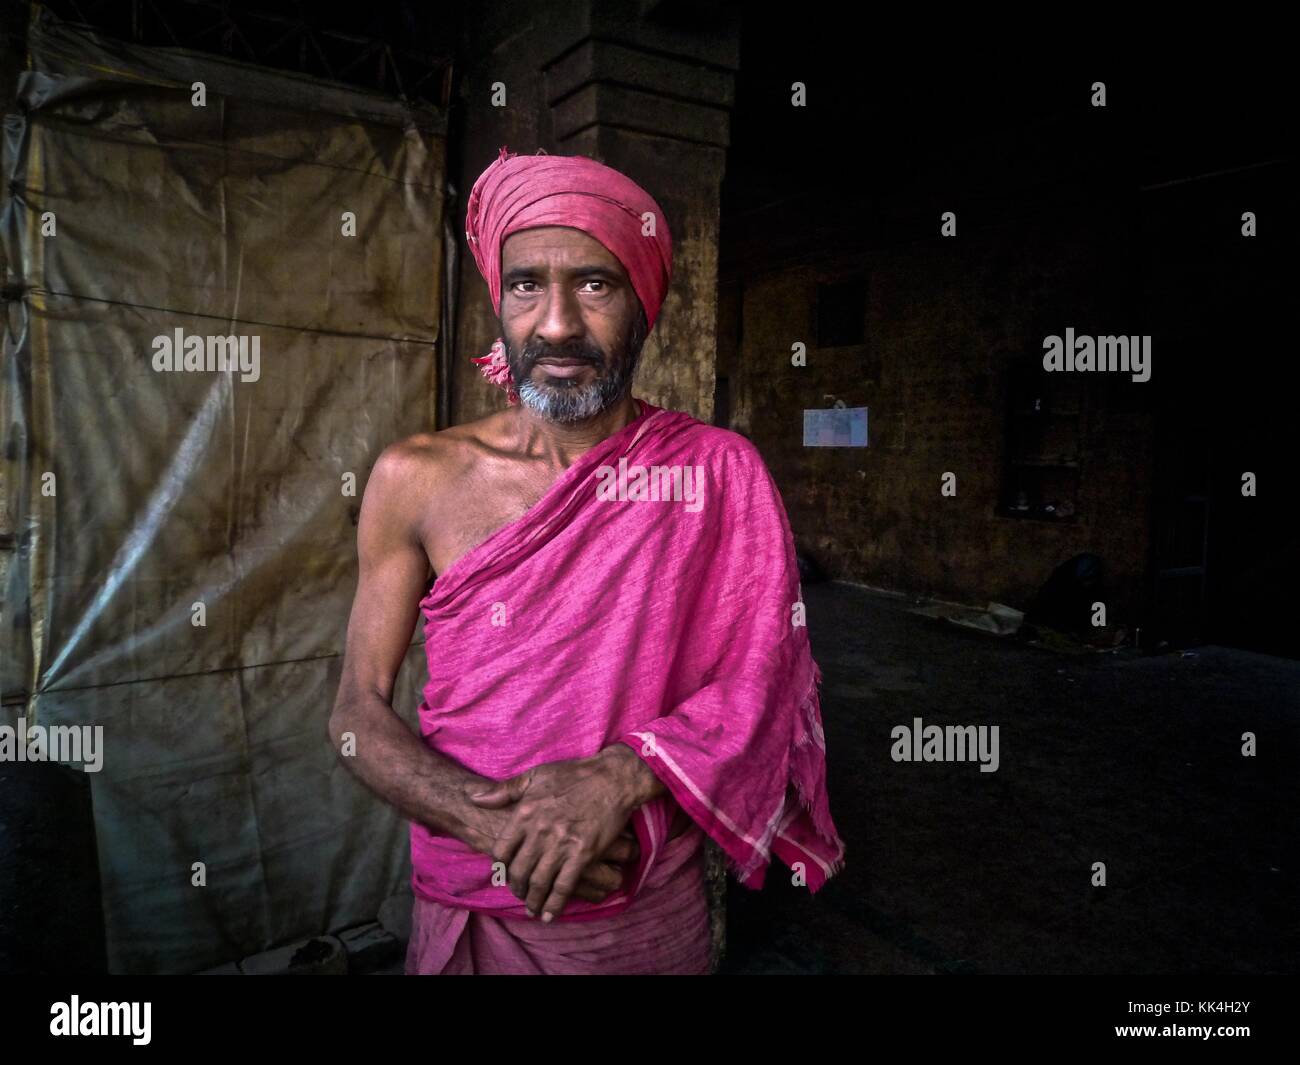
[520,340,606,369]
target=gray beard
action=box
[515,366,631,423]
[507,312,646,425]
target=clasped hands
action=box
[460,744,653,923]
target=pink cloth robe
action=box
[404,399,845,973]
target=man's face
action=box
[499,226,647,423]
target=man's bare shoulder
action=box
[370,410,513,510]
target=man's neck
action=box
[509,393,643,471]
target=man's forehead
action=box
[501,226,625,273]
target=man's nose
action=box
[533,284,585,346]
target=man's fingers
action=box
[573,882,608,904]
[467,784,512,808]
[540,857,586,923]
[580,861,623,894]
[570,862,624,904]
[468,772,529,808]
[490,820,526,870]
[506,835,544,903]
[525,849,565,917]
[600,836,638,865]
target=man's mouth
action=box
[533,356,598,378]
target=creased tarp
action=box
[33,645,428,973]
[0,17,445,972]
[20,12,446,134]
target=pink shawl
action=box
[410,400,845,920]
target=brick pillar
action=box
[544,18,736,421]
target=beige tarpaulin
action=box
[0,16,445,972]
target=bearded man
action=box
[328,146,845,975]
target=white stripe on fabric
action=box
[776,830,844,879]
[627,731,771,860]
[634,805,660,894]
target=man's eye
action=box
[582,280,606,292]
[513,281,538,293]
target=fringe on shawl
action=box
[724,659,845,888]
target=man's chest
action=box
[420,463,564,577]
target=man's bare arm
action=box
[327,442,637,904]
[327,442,497,852]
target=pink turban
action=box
[465,145,673,403]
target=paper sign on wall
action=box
[803,407,868,447]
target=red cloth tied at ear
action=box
[464,145,673,404]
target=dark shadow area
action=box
[721,583,1299,974]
